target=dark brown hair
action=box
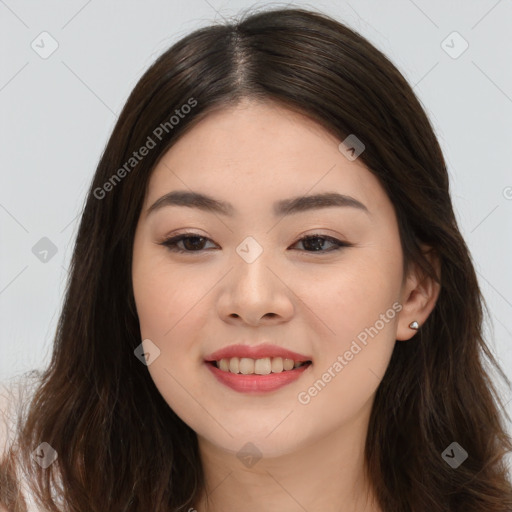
[2,6,511,511]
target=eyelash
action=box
[158,233,352,254]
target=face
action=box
[132,99,413,458]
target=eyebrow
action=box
[146,190,370,218]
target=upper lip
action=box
[205,343,312,362]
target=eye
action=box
[159,234,217,253]
[159,233,352,254]
[290,234,352,253]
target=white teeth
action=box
[214,356,309,374]
[229,357,239,373]
[254,358,271,375]
[239,358,254,375]
[271,357,283,373]
[283,358,294,371]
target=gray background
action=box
[1,0,511,438]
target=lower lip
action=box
[205,361,312,393]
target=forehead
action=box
[143,100,391,219]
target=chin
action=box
[196,424,308,461]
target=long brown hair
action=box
[2,6,511,511]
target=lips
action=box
[206,361,311,393]
[204,343,312,363]
[204,343,313,393]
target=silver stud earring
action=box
[409,320,419,330]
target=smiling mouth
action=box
[207,357,312,375]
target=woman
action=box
[1,6,511,512]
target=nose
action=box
[217,251,294,327]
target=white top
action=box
[0,378,43,512]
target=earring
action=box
[409,320,419,330]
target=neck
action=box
[193,401,381,512]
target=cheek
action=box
[295,251,400,412]
[132,254,216,385]
[132,246,204,339]
[310,252,401,347]
[132,261,211,425]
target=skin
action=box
[131,99,440,512]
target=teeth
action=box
[271,357,283,373]
[214,357,309,375]
[283,358,294,371]
[254,358,271,375]
[219,359,230,372]
[239,357,254,375]
[228,358,239,373]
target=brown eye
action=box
[159,233,351,254]
[291,235,351,252]
[160,234,217,253]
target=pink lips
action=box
[204,343,313,394]
[204,343,311,363]
[206,362,311,393]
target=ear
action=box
[396,245,441,341]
